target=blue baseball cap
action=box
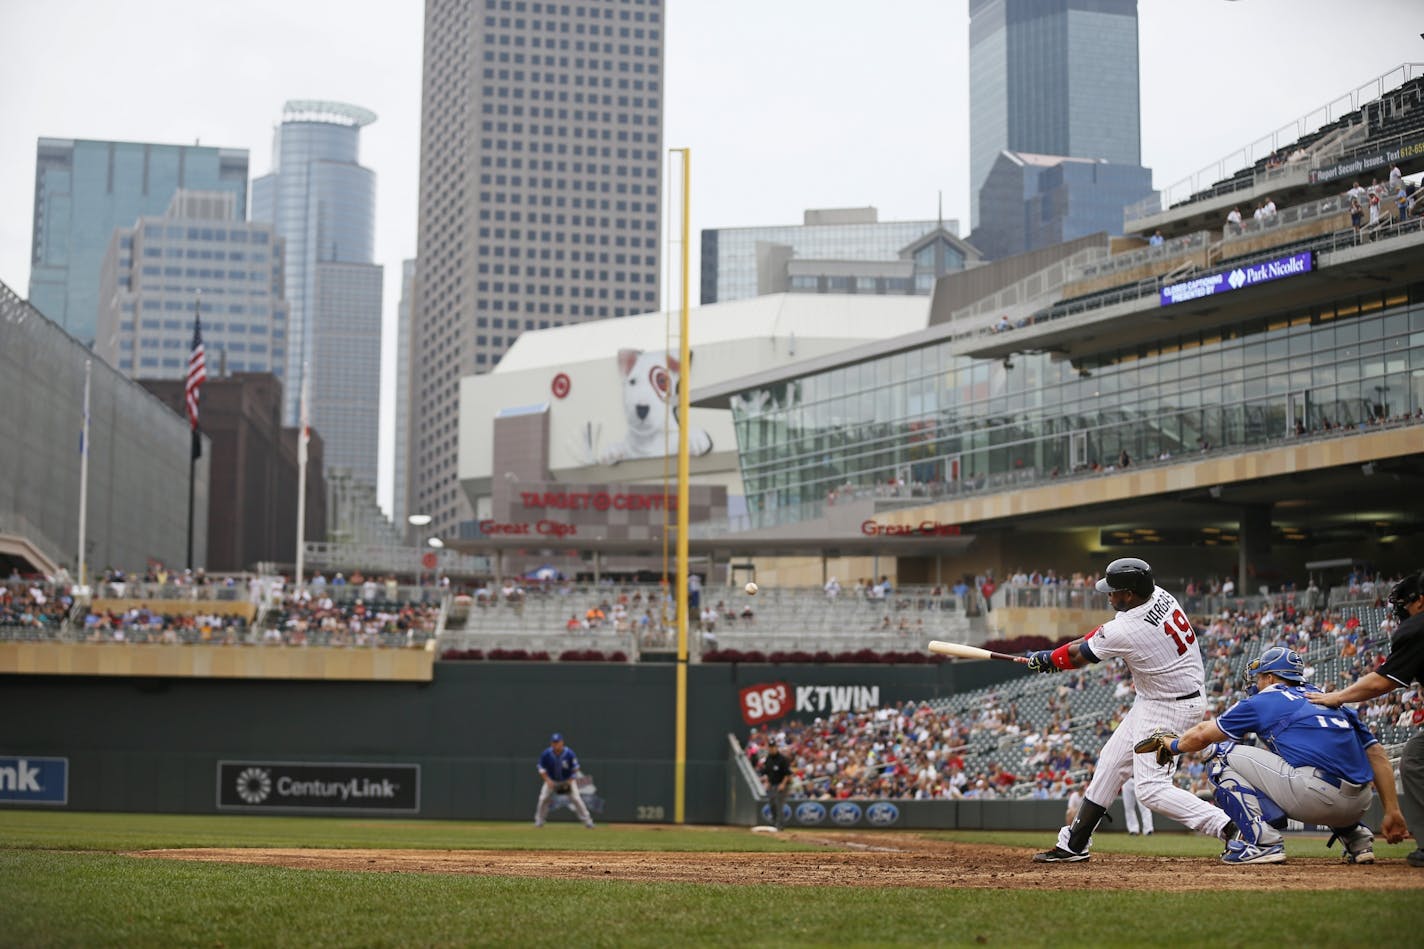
[550,732,564,742]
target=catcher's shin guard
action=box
[1211,774,1283,847]
[1208,751,1287,830]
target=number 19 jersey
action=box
[1085,586,1204,701]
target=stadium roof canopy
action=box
[493,292,931,374]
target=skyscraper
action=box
[393,259,416,532]
[968,0,1141,228]
[411,0,666,536]
[970,151,1152,259]
[700,207,971,304]
[252,100,383,487]
[29,138,248,343]
[95,190,290,380]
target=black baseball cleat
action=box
[1033,846,1089,863]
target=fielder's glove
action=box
[1133,728,1180,767]
[553,781,573,795]
[1025,650,1057,673]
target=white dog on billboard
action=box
[597,348,712,465]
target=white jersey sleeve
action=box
[1083,586,1205,701]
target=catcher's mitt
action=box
[1132,728,1180,767]
[553,781,573,795]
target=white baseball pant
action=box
[1055,695,1230,852]
[535,779,594,827]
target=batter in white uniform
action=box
[1025,557,1237,862]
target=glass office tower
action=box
[28,138,248,343]
[969,0,1141,228]
[252,101,383,486]
[95,190,289,380]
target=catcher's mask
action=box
[1245,646,1305,695]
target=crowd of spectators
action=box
[746,697,1101,802]
[0,579,72,629]
[2,564,443,649]
[746,585,1419,804]
[83,607,247,644]
[261,589,441,647]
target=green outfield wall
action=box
[0,659,1022,824]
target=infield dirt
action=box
[134,830,1424,891]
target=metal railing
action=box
[1125,63,1424,222]
[1222,193,1348,242]
[1034,216,1423,330]
[298,541,492,577]
[1077,231,1209,278]
[947,246,1108,332]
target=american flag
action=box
[186,311,206,431]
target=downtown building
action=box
[700,207,978,305]
[94,190,290,380]
[252,100,384,488]
[968,0,1144,231]
[28,137,248,344]
[410,0,666,537]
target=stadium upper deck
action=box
[690,68,1424,589]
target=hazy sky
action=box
[2,0,1420,514]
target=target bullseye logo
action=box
[551,372,571,399]
[236,767,272,804]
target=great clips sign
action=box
[1159,251,1312,306]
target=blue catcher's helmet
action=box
[1245,646,1305,694]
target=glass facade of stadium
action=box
[730,284,1423,529]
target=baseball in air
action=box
[744,581,759,596]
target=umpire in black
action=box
[759,742,793,831]
[1308,570,1423,865]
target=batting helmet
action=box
[1094,558,1155,599]
[1246,646,1305,684]
[1387,571,1424,622]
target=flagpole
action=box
[186,292,204,573]
[77,358,91,589]
[294,361,310,591]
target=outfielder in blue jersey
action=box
[535,732,595,828]
[1138,646,1404,866]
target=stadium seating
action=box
[747,595,1420,803]
[439,582,986,659]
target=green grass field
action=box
[1,811,1420,947]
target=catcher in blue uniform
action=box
[1135,646,1407,865]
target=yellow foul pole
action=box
[673,147,691,824]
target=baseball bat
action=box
[928,640,1029,664]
